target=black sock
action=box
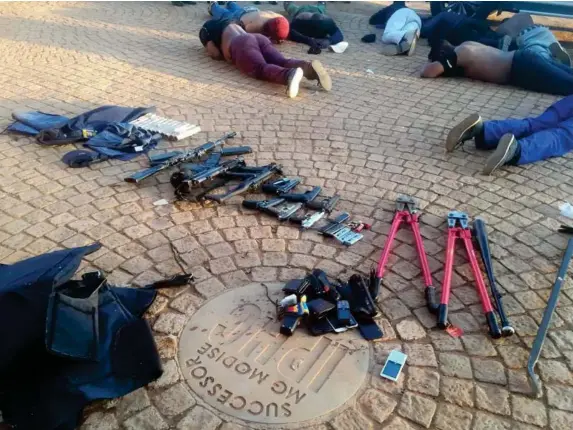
[474,127,485,148]
[507,143,521,165]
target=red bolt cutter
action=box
[372,196,438,312]
[438,211,501,339]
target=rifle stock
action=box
[124,131,236,183]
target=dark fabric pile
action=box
[7,105,161,167]
[0,244,175,430]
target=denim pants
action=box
[210,2,259,20]
[480,95,573,164]
[509,50,573,96]
[382,8,421,45]
[516,25,559,61]
[230,34,309,85]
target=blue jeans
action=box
[480,95,573,164]
[210,2,258,20]
[509,50,573,96]
[516,25,559,62]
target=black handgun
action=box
[242,198,302,220]
[279,186,321,203]
[261,177,301,195]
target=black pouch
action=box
[45,273,104,361]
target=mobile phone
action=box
[358,320,384,341]
[327,312,358,333]
[309,317,335,336]
[380,350,407,381]
[307,298,336,319]
[337,300,351,324]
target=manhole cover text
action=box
[178,283,370,425]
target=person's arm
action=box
[329,27,344,45]
[289,28,317,47]
[206,41,223,60]
[421,61,445,78]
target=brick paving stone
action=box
[176,406,222,430]
[403,343,438,367]
[261,238,285,252]
[152,383,195,417]
[472,358,507,385]
[116,388,151,419]
[396,319,426,340]
[434,404,473,430]
[442,377,475,408]
[398,391,437,428]
[262,251,288,266]
[472,412,511,430]
[407,367,440,396]
[331,409,373,430]
[153,312,186,336]
[234,252,261,268]
[358,389,397,424]
[81,411,119,430]
[195,278,225,298]
[512,395,547,427]
[497,345,529,369]
[538,360,573,385]
[440,353,473,379]
[123,407,168,430]
[209,256,236,274]
[461,335,497,357]
[547,385,573,412]
[381,298,412,320]
[475,383,511,416]
[206,242,235,258]
[149,359,180,389]
[549,409,573,430]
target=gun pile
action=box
[125,132,366,246]
[277,270,384,341]
[243,178,367,246]
[124,132,282,203]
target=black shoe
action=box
[446,113,483,152]
[483,133,518,175]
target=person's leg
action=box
[516,117,573,164]
[255,34,332,90]
[382,8,417,45]
[516,25,560,62]
[210,2,231,19]
[509,50,573,97]
[481,95,573,149]
[230,34,291,85]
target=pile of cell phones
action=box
[278,269,384,341]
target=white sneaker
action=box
[286,67,303,98]
[329,41,349,54]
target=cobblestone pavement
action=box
[1,2,573,430]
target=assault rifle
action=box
[124,132,237,183]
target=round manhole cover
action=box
[178,283,370,425]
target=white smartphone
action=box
[380,350,407,382]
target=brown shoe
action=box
[304,60,332,91]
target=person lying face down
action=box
[284,2,347,54]
[444,96,573,175]
[208,1,290,43]
[199,17,332,98]
[421,40,573,96]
